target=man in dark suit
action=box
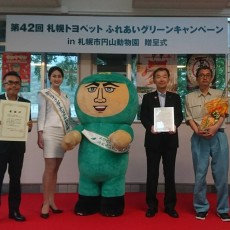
[0,71,32,222]
[140,67,183,218]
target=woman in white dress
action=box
[37,66,71,219]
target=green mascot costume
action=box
[62,72,138,217]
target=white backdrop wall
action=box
[3,123,230,184]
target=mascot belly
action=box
[62,73,138,217]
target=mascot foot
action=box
[74,195,100,216]
[100,196,124,217]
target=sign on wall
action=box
[186,54,216,90]
[136,54,177,90]
[2,52,31,92]
[5,15,228,54]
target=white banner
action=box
[5,15,228,54]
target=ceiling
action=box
[0,0,61,8]
[133,0,230,10]
[0,0,230,16]
[0,0,229,10]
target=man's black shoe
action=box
[196,211,208,220]
[145,208,157,217]
[217,212,230,222]
[165,209,179,218]
[9,211,26,222]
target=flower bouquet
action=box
[199,97,229,130]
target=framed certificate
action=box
[0,100,30,141]
[154,107,175,132]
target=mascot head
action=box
[75,73,138,124]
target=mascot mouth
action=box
[93,105,107,112]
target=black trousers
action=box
[145,146,177,211]
[0,142,25,213]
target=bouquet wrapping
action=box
[199,97,229,130]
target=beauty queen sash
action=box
[82,129,130,153]
[40,89,70,133]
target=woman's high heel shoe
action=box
[50,205,63,214]
[40,205,49,219]
[40,212,49,219]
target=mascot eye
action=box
[87,87,97,93]
[104,87,115,93]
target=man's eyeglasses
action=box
[198,74,212,78]
[4,81,21,86]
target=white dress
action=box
[37,89,71,158]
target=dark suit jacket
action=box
[140,91,183,150]
[0,94,31,153]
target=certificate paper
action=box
[0,100,30,141]
[154,107,175,132]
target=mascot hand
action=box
[62,130,82,151]
[108,130,132,152]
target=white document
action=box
[0,100,30,141]
[154,107,175,132]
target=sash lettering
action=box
[40,89,70,133]
[82,129,129,153]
